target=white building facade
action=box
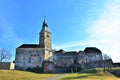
[15,18,104,72]
[15,17,53,70]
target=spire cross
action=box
[44,16,46,19]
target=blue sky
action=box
[0,0,120,62]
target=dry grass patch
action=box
[0,70,58,80]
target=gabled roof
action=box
[65,51,77,54]
[84,47,102,53]
[113,63,120,65]
[55,50,77,56]
[65,51,77,56]
[55,49,65,53]
[18,44,43,48]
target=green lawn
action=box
[0,70,58,80]
[111,67,120,71]
[0,68,120,80]
[57,68,120,80]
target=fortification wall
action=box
[0,62,15,70]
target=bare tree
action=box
[0,48,11,62]
[102,53,111,71]
[103,53,110,60]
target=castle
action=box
[15,17,106,73]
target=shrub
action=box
[26,66,44,73]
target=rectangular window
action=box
[29,57,31,63]
[39,57,42,62]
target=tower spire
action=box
[39,17,52,49]
[41,16,49,32]
[43,16,48,27]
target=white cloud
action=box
[53,0,120,62]
[53,40,97,49]
[87,0,120,62]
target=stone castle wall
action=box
[0,62,14,70]
[15,48,44,70]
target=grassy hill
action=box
[0,70,58,80]
[57,68,120,80]
[0,68,120,80]
[110,67,120,77]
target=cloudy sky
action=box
[0,0,120,62]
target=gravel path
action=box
[46,74,68,80]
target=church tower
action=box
[39,17,52,49]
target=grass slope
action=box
[110,67,120,77]
[0,70,58,80]
[57,68,120,80]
